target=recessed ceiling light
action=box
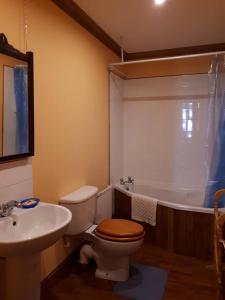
[154,0,166,5]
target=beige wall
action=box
[0,0,25,155]
[0,58,3,154]
[0,0,117,279]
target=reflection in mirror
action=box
[0,55,29,157]
[3,65,29,156]
[0,33,34,162]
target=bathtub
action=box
[114,183,213,214]
[113,183,215,260]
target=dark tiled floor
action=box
[41,242,222,300]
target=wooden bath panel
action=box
[114,189,214,260]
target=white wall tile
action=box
[0,159,33,204]
[0,163,32,189]
[123,74,208,98]
[110,74,209,195]
[0,179,33,202]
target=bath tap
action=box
[120,177,135,191]
[0,200,19,217]
[127,177,134,184]
[120,177,135,185]
[120,178,125,185]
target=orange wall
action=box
[0,0,25,156]
[0,0,117,279]
[0,57,3,154]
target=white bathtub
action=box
[114,183,214,214]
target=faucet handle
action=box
[128,176,134,183]
[120,178,125,185]
[0,200,18,217]
[3,200,18,209]
[8,200,17,207]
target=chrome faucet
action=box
[120,177,135,190]
[127,176,134,184]
[0,200,19,217]
[120,178,125,185]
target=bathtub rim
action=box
[114,184,217,214]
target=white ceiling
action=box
[74,0,225,53]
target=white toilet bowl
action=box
[60,186,145,282]
[93,235,144,281]
[79,221,144,281]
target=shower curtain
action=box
[204,55,225,208]
[14,66,29,154]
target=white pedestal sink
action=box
[0,203,72,300]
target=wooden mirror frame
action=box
[0,33,34,162]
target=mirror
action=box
[0,33,34,162]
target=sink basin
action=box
[0,203,72,257]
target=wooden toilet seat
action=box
[95,219,145,242]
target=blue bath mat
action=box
[113,263,168,300]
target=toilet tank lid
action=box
[60,186,98,204]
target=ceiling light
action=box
[154,0,166,5]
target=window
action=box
[182,102,193,139]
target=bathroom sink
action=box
[0,203,72,257]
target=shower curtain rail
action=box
[109,51,225,67]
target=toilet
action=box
[59,186,145,282]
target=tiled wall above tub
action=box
[122,74,209,190]
[0,159,33,204]
[110,73,209,194]
[123,74,208,99]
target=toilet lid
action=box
[96,219,144,238]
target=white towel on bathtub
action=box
[131,194,157,226]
